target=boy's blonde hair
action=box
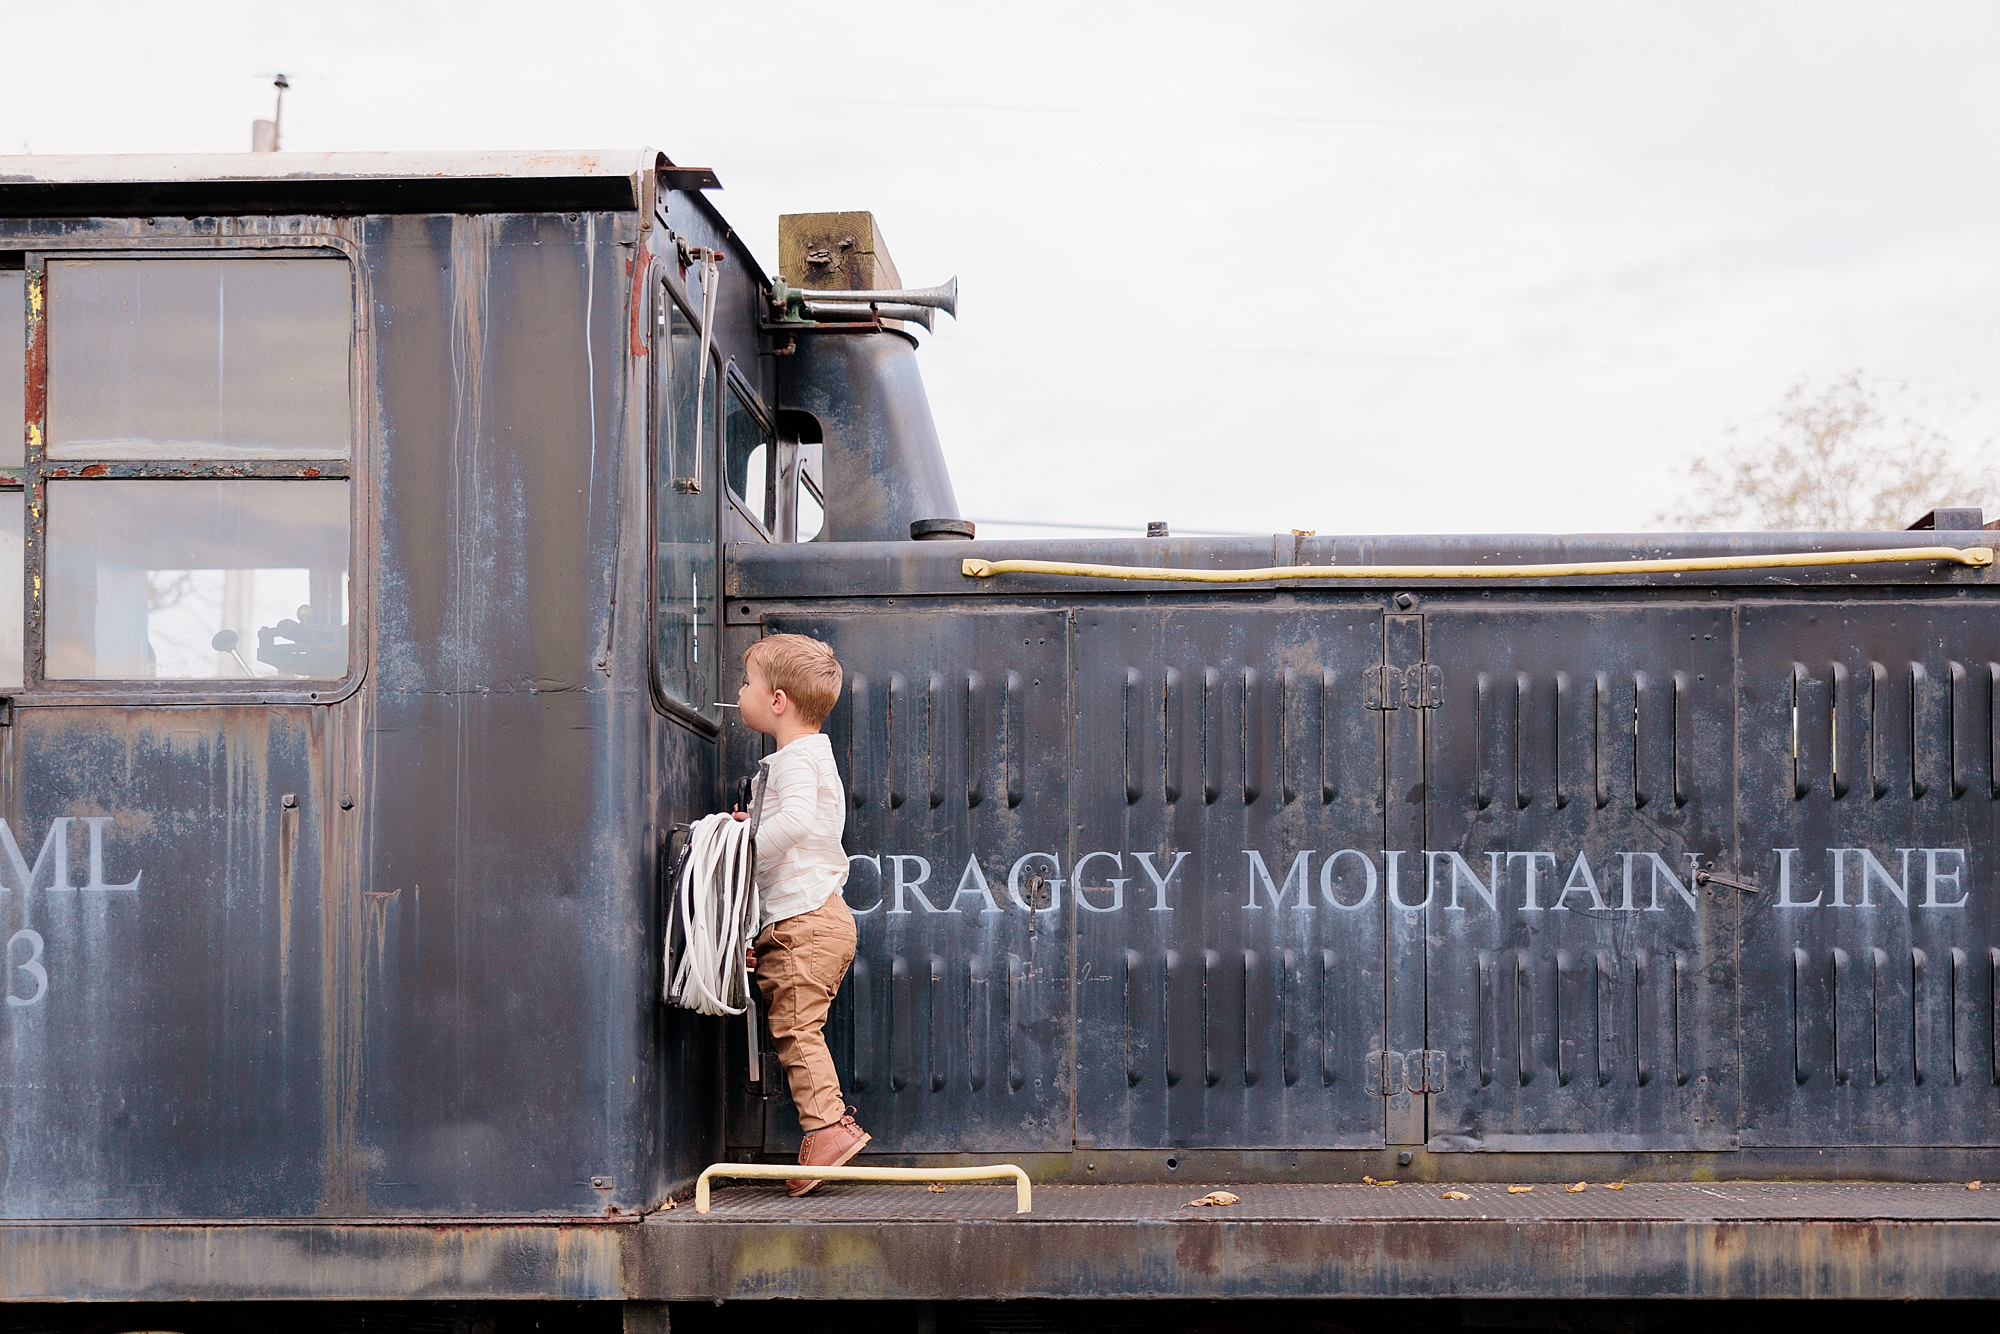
[745,634,843,726]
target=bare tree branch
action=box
[1661,370,1995,531]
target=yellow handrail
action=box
[694,1162,1032,1214]
[961,546,1993,585]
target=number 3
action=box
[7,929,46,1007]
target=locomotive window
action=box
[44,258,351,460]
[724,377,774,531]
[44,479,349,680]
[1,268,20,689]
[797,473,825,542]
[654,287,719,722]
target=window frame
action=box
[645,260,725,737]
[721,359,777,539]
[11,236,369,706]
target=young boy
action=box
[732,633,869,1195]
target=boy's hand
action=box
[731,808,749,821]
[745,946,758,973]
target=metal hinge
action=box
[1363,665,1401,711]
[1363,1050,1405,1095]
[1363,664,1443,710]
[1365,1049,1447,1095]
[1404,664,1443,709]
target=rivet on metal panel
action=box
[281,793,297,809]
[340,795,353,810]
[591,1176,615,1190]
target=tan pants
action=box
[754,892,857,1132]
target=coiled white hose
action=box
[663,812,761,1016]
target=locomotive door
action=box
[1071,605,1391,1150]
[1416,603,1741,1151]
[1736,603,2000,1147]
[762,608,1074,1153]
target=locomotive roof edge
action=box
[0,148,673,217]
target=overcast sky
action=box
[4,1,1995,538]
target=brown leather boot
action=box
[787,1111,871,1197]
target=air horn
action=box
[771,276,958,326]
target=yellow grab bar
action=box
[694,1162,1032,1214]
[962,546,1992,585]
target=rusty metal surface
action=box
[0,1221,629,1301]
[668,1179,2000,1222]
[4,1187,1996,1302]
[635,1198,2000,1302]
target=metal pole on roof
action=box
[251,73,288,152]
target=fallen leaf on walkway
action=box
[928,1183,947,1193]
[1566,1182,1587,1193]
[1507,1185,1534,1194]
[1187,1191,1241,1207]
[1970,1181,1983,1191]
[1441,1190,1472,1201]
[1361,1177,1398,1186]
[1604,1182,1625,1190]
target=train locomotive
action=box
[0,149,1996,1321]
